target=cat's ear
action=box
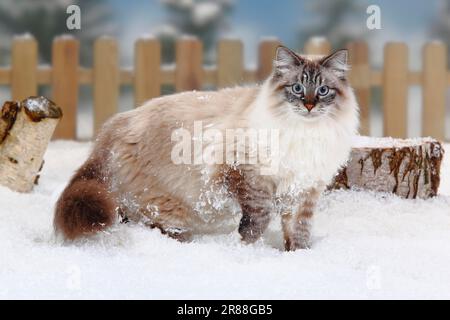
[274,46,304,74]
[320,49,349,80]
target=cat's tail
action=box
[54,159,116,240]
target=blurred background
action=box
[0,0,449,140]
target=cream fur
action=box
[55,44,360,249]
[87,63,358,235]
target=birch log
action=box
[331,137,444,199]
[0,96,62,192]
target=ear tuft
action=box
[274,46,303,73]
[320,49,349,79]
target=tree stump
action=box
[331,137,444,199]
[0,96,62,192]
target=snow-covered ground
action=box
[1,140,450,299]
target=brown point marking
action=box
[72,157,107,183]
[54,179,116,240]
[222,165,273,243]
[334,86,346,98]
[274,82,287,92]
[298,208,313,219]
[54,155,115,240]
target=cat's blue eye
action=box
[317,85,329,96]
[292,83,303,95]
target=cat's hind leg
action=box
[147,222,192,242]
[138,194,196,242]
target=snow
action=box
[192,2,221,26]
[180,34,199,41]
[260,36,280,42]
[22,96,53,114]
[137,34,157,41]
[352,135,440,148]
[308,36,328,45]
[1,140,450,299]
[12,32,34,41]
[53,34,76,41]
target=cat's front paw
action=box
[238,216,267,244]
[284,238,311,251]
[239,229,262,244]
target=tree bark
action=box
[331,137,444,199]
[0,96,62,192]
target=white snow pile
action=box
[352,135,440,148]
[1,141,450,299]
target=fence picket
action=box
[134,37,161,107]
[52,36,79,139]
[11,35,38,101]
[93,37,119,133]
[383,43,408,138]
[257,39,281,81]
[348,41,371,136]
[175,37,203,92]
[0,36,448,141]
[217,39,243,88]
[422,42,447,140]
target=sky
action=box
[108,0,443,68]
[110,0,436,37]
[104,0,448,138]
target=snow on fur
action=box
[0,141,449,299]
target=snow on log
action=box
[331,136,444,199]
[0,96,62,192]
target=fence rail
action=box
[0,35,449,141]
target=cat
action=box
[54,46,359,251]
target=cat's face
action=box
[271,46,350,121]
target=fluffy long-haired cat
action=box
[54,46,359,251]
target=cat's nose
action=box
[305,103,315,112]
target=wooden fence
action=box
[0,35,448,141]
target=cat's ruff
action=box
[249,79,358,195]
